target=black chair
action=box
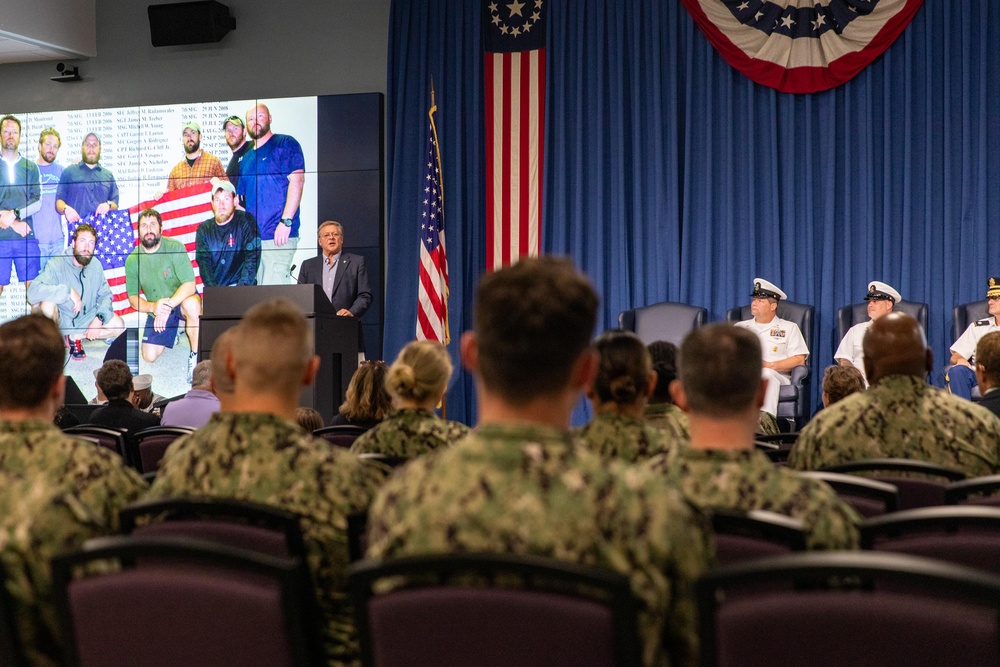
[946,475,1000,506]
[347,512,368,562]
[118,497,306,559]
[820,459,966,510]
[51,535,324,667]
[125,425,194,474]
[62,425,128,462]
[755,432,799,447]
[710,510,807,566]
[835,300,929,354]
[348,553,643,667]
[727,300,814,430]
[618,302,708,346]
[314,424,369,448]
[798,471,900,518]
[697,551,1000,667]
[860,506,1000,576]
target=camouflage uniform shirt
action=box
[0,471,107,667]
[148,412,388,667]
[574,412,679,463]
[0,420,147,530]
[788,375,1000,475]
[644,447,860,550]
[349,407,470,458]
[643,402,690,442]
[367,422,713,667]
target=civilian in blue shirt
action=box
[55,133,119,223]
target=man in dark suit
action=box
[975,331,1000,419]
[90,360,160,434]
[297,220,372,318]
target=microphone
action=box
[289,264,298,280]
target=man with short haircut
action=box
[165,121,227,191]
[0,315,146,528]
[947,277,1000,400]
[35,127,65,269]
[822,365,866,407]
[125,209,201,383]
[55,133,118,222]
[237,103,305,285]
[297,220,371,318]
[90,361,161,434]
[834,281,901,385]
[28,223,125,360]
[789,313,1000,475]
[195,178,260,286]
[974,331,1000,419]
[148,299,387,666]
[222,114,250,190]
[161,360,220,428]
[366,257,712,667]
[0,114,42,298]
[644,340,690,440]
[208,327,236,409]
[644,324,859,551]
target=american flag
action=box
[483,0,547,271]
[416,88,450,344]
[67,183,213,315]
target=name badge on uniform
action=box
[770,328,786,338]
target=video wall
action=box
[0,93,384,402]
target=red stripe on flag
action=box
[500,53,512,268]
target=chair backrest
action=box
[62,425,128,462]
[124,426,195,474]
[799,471,900,518]
[617,302,708,346]
[820,459,966,510]
[726,300,815,354]
[836,300,929,350]
[348,553,643,667]
[51,535,323,667]
[118,497,306,559]
[860,506,1000,576]
[697,551,1000,667]
[710,510,807,566]
[946,475,1000,506]
[954,300,990,343]
[314,425,368,448]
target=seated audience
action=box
[643,340,690,440]
[350,340,469,457]
[366,257,712,667]
[90,361,161,434]
[643,324,859,550]
[148,299,387,666]
[821,364,866,408]
[789,313,1000,475]
[160,360,220,428]
[209,328,236,408]
[131,373,164,413]
[974,331,1000,420]
[89,368,107,405]
[296,406,325,432]
[330,360,392,429]
[575,330,678,462]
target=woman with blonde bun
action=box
[575,330,680,463]
[350,340,470,457]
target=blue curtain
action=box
[387,0,1000,426]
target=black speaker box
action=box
[148,1,236,47]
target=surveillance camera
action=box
[56,63,65,73]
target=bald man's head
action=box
[862,312,932,384]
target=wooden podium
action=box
[199,285,361,425]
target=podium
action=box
[199,285,361,425]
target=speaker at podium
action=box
[199,285,361,425]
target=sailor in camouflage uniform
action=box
[643,341,691,441]
[0,315,147,529]
[148,300,387,667]
[351,340,469,458]
[643,324,859,551]
[946,277,1000,399]
[789,313,1000,475]
[367,258,713,667]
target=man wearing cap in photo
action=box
[195,178,261,287]
[56,133,118,222]
[734,278,810,421]
[223,115,250,190]
[834,281,901,385]
[165,121,227,192]
[947,277,1000,400]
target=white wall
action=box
[0,0,96,57]
[0,0,390,112]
